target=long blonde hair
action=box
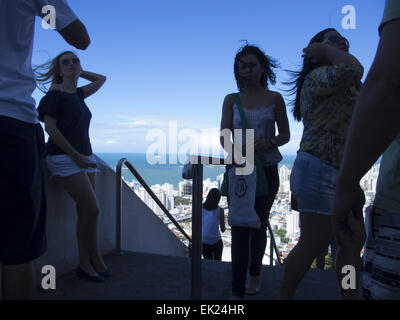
[34,51,76,93]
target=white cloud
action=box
[105,139,117,145]
[91,114,303,155]
[115,115,167,128]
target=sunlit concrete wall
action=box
[33,155,188,280]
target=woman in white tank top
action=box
[220,44,290,299]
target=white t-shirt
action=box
[0,0,77,124]
[202,206,222,245]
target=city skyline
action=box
[128,162,381,263]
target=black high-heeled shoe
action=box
[98,268,112,278]
[76,266,105,282]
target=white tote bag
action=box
[227,166,261,229]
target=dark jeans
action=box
[202,239,223,260]
[231,165,279,298]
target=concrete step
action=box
[37,251,341,300]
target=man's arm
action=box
[37,0,90,49]
[219,207,226,233]
[336,19,400,189]
[332,18,400,300]
[58,19,90,50]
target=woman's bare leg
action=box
[86,172,107,272]
[53,172,104,276]
[280,212,334,299]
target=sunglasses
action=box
[323,35,350,48]
[61,58,80,66]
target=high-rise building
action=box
[216,173,224,189]
[286,211,300,237]
[161,183,174,197]
[279,180,290,193]
[279,165,290,184]
[179,180,192,196]
[168,196,174,210]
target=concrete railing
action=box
[34,155,188,280]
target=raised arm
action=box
[79,71,106,99]
[58,19,91,50]
[325,46,362,69]
[303,43,362,69]
[302,44,363,97]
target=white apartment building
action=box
[161,183,174,197]
[203,178,219,195]
[279,180,291,193]
[286,211,300,237]
[279,165,291,184]
[216,173,224,188]
[134,185,171,216]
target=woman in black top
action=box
[36,51,108,282]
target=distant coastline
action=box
[95,152,381,189]
[96,152,297,188]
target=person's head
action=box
[321,29,350,53]
[234,44,279,91]
[35,51,81,92]
[285,28,349,121]
[203,188,221,211]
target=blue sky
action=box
[32,0,385,155]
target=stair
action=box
[37,251,341,300]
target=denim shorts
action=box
[290,152,338,215]
[45,153,99,178]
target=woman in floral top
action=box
[299,59,363,169]
[279,28,363,299]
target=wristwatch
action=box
[270,137,277,148]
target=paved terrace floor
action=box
[37,251,341,300]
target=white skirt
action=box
[45,154,99,178]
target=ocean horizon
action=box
[96,152,297,189]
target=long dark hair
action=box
[284,28,337,121]
[234,43,279,91]
[34,51,77,93]
[203,188,221,211]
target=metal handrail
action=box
[116,158,192,254]
[184,155,282,300]
[267,222,283,266]
[220,206,282,266]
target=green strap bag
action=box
[221,93,268,197]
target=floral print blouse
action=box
[299,63,364,169]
